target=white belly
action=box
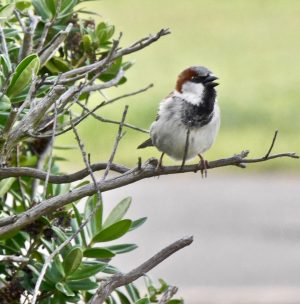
[150,104,220,161]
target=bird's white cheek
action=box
[177,82,204,105]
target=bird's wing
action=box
[137,138,153,149]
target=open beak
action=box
[203,75,219,87]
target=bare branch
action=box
[0,254,29,263]
[265,129,278,158]
[18,12,41,61]
[0,148,297,236]
[39,23,73,66]
[70,112,100,194]
[81,68,125,93]
[60,28,170,79]
[77,101,149,133]
[102,105,128,180]
[89,236,193,304]
[3,85,66,158]
[0,162,129,183]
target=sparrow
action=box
[138,66,220,176]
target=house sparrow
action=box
[138,66,220,176]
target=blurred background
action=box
[57,0,300,303]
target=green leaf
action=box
[6,54,40,98]
[15,1,32,11]
[84,194,102,237]
[96,22,115,45]
[83,247,115,259]
[55,282,75,297]
[72,203,87,247]
[92,219,132,243]
[52,226,72,251]
[135,298,151,304]
[0,94,11,111]
[67,278,98,291]
[103,197,132,229]
[0,4,15,22]
[45,0,56,16]
[167,300,184,304]
[0,54,12,76]
[63,247,83,276]
[69,263,107,280]
[106,243,137,254]
[38,257,64,283]
[98,57,122,82]
[32,0,52,20]
[125,283,140,301]
[0,177,16,196]
[129,217,147,232]
[116,290,131,304]
[45,57,71,74]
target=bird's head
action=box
[175,66,219,95]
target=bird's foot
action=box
[197,154,208,178]
[155,152,165,172]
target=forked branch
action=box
[90,236,193,304]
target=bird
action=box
[138,66,220,176]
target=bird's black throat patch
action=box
[180,87,217,128]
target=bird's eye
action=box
[190,76,206,83]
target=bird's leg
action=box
[197,153,208,178]
[156,152,165,171]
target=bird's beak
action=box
[203,75,219,88]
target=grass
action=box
[57,0,300,171]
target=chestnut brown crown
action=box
[175,66,218,92]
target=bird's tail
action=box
[137,138,153,149]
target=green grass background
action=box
[57,0,300,171]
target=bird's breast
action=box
[150,99,220,160]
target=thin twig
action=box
[39,23,73,66]
[14,9,26,32]
[16,145,27,208]
[43,103,58,198]
[102,105,128,180]
[17,72,39,117]
[89,236,193,304]
[0,24,9,57]
[158,286,179,304]
[81,69,125,93]
[29,84,153,138]
[36,0,62,52]
[70,112,100,195]
[89,33,122,84]
[77,101,149,133]
[265,130,279,158]
[0,254,29,263]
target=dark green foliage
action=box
[0,1,183,302]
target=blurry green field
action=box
[57,0,300,171]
